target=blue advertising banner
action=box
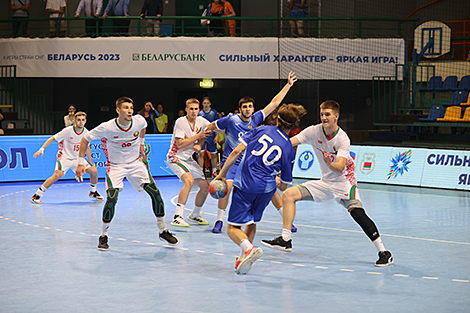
[0,134,174,182]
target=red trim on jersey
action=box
[114,118,133,132]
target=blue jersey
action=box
[233,125,295,194]
[216,110,265,163]
[198,108,219,123]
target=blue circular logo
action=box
[298,151,314,171]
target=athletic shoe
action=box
[375,250,393,267]
[98,235,109,251]
[212,171,218,178]
[89,191,104,200]
[187,213,209,225]
[170,215,189,227]
[212,220,223,233]
[159,230,179,245]
[291,224,298,233]
[235,246,263,275]
[261,236,292,252]
[31,194,42,204]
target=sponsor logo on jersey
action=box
[133,131,139,137]
[318,140,322,144]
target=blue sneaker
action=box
[291,224,297,233]
[212,220,223,233]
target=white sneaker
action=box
[187,213,209,225]
[235,246,263,275]
[170,215,189,227]
[31,194,42,204]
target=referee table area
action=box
[0,177,469,312]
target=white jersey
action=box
[167,116,210,163]
[54,126,89,161]
[295,124,356,185]
[84,115,147,164]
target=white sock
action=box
[191,205,203,217]
[373,236,386,252]
[217,208,225,221]
[90,184,97,192]
[277,207,283,217]
[282,228,292,241]
[101,223,110,237]
[239,238,253,255]
[175,203,185,217]
[156,217,167,233]
[36,185,47,197]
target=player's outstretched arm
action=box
[76,137,90,182]
[215,142,246,182]
[33,136,56,158]
[322,151,346,173]
[262,71,297,117]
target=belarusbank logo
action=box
[132,53,206,62]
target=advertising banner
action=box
[0,37,404,80]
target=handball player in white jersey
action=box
[76,97,178,250]
[31,111,103,204]
[167,98,212,227]
[262,100,393,267]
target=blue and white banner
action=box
[0,37,404,80]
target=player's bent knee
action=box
[349,207,379,241]
[143,183,165,217]
[103,188,119,223]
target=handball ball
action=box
[209,179,228,199]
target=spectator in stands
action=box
[172,109,185,131]
[288,0,307,37]
[46,0,67,37]
[205,0,224,36]
[140,0,163,36]
[138,101,159,134]
[155,103,168,133]
[221,0,236,37]
[10,0,30,37]
[0,107,4,135]
[64,104,76,127]
[102,0,130,36]
[74,0,103,37]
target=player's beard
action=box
[241,111,251,120]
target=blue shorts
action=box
[227,187,276,226]
[221,158,239,181]
[202,133,217,154]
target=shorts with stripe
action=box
[167,158,205,180]
[55,158,91,175]
[105,158,152,192]
[298,179,362,210]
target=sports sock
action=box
[35,185,47,197]
[217,208,225,221]
[90,184,97,192]
[239,238,253,254]
[282,228,292,241]
[101,222,110,236]
[373,236,386,252]
[191,205,203,217]
[175,203,185,217]
[156,217,167,233]
[277,207,283,217]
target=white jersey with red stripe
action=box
[295,124,356,185]
[84,115,147,164]
[54,126,89,161]
[167,116,210,163]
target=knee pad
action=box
[103,188,119,223]
[144,183,165,217]
[349,208,379,241]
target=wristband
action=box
[140,137,145,145]
[78,157,86,165]
[39,148,44,153]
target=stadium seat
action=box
[436,106,462,122]
[442,91,468,107]
[459,108,470,122]
[434,76,457,91]
[419,76,442,91]
[460,93,470,107]
[419,106,445,121]
[457,75,470,91]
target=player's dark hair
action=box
[238,96,255,109]
[320,100,340,114]
[139,101,152,115]
[277,104,307,133]
[116,97,133,109]
[202,96,211,103]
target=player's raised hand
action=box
[287,71,298,86]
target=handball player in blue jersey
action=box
[214,103,307,274]
[206,72,297,233]
[198,97,219,177]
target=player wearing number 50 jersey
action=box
[30,111,103,204]
[214,103,307,275]
[76,96,178,251]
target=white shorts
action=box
[299,179,362,210]
[167,158,205,181]
[56,158,91,175]
[105,158,152,192]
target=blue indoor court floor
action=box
[0,177,469,313]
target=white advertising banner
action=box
[0,37,404,79]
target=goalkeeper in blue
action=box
[214,103,307,275]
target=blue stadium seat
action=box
[457,75,470,91]
[442,91,468,107]
[434,76,457,91]
[419,106,445,121]
[419,76,442,91]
